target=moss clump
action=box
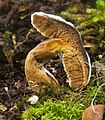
[61,0,105,58]
[21,80,105,120]
[21,100,83,120]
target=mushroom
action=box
[25,12,91,92]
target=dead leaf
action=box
[82,104,105,120]
[0,103,7,111]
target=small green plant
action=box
[3,31,14,71]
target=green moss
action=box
[21,100,83,120]
[21,79,105,120]
[96,0,105,9]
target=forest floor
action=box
[0,0,105,120]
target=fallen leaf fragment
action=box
[82,104,105,120]
[0,103,7,111]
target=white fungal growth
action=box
[28,95,39,104]
[4,87,8,92]
[85,51,91,84]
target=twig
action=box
[14,29,33,51]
